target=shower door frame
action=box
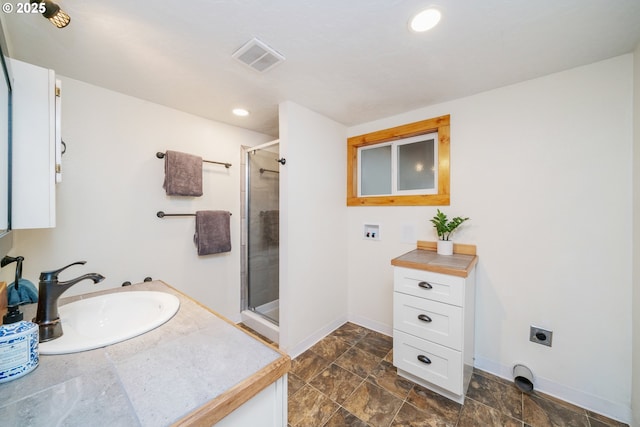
[241,139,280,325]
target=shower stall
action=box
[241,140,280,343]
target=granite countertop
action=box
[391,241,478,277]
[0,281,290,426]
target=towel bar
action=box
[259,168,279,174]
[157,211,231,218]
[156,152,231,169]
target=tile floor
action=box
[281,322,627,427]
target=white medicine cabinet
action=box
[10,58,61,229]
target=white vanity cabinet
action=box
[215,376,287,426]
[392,241,477,404]
[10,58,61,229]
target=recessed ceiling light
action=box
[410,8,441,32]
[232,108,250,117]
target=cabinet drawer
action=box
[393,330,462,395]
[394,292,463,350]
[394,267,465,306]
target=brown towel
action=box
[260,210,279,247]
[163,150,203,196]
[194,210,231,255]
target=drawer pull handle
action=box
[417,355,432,364]
[418,281,433,290]
[418,314,432,323]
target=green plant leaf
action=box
[430,210,469,241]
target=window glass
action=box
[360,144,391,196]
[397,138,435,192]
[347,114,450,206]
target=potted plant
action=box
[430,209,470,255]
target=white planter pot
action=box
[437,240,454,255]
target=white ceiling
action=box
[2,0,640,137]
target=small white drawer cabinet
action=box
[391,241,477,404]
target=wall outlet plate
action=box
[530,326,552,347]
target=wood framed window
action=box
[347,114,450,206]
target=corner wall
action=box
[279,101,348,357]
[632,42,640,427]
[6,76,271,320]
[347,55,633,422]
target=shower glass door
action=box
[246,141,280,324]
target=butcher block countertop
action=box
[0,281,290,426]
[391,241,478,277]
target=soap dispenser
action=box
[0,305,39,383]
[0,257,39,383]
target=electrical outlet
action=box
[530,326,552,347]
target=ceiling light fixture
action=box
[410,8,441,32]
[30,0,71,29]
[232,108,250,117]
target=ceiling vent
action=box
[232,38,285,73]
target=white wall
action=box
[632,43,640,427]
[5,76,271,320]
[279,101,348,357]
[347,55,633,422]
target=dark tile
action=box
[343,381,403,427]
[324,407,370,427]
[288,324,612,427]
[310,335,352,361]
[533,390,588,415]
[336,346,382,379]
[288,373,306,397]
[288,384,339,427]
[291,349,331,382]
[406,384,462,424]
[466,372,523,419]
[392,401,455,427]
[458,398,523,427]
[523,393,589,427]
[367,360,414,400]
[355,330,393,358]
[309,363,364,405]
[329,322,369,346]
[586,410,629,427]
[589,418,617,427]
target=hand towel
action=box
[7,278,38,306]
[260,210,279,247]
[163,150,203,196]
[194,210,231,255]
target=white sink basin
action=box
[39,291,180,355]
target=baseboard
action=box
[347,313,393,337]
[474,356,631,425]
[286,315,348,359]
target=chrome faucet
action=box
[34,261,105,342]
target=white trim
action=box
[285,316,347,359]
[348,314,393,337]
[241,310,279,344]
[474,356,632,425]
